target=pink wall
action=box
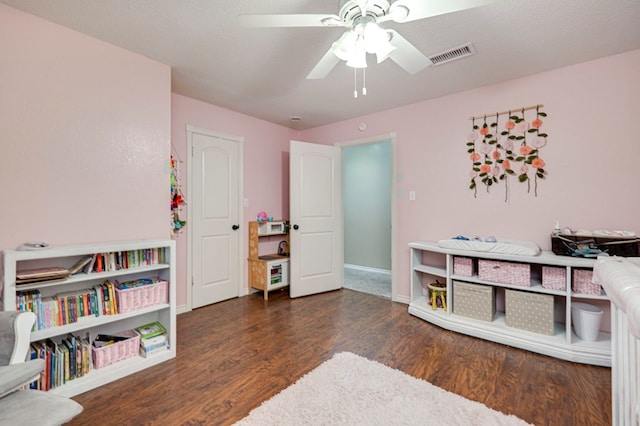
[0,4,171,251]
[300,49,640,299]
[171,94,299,307]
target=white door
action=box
[188,126,242,308]
[289,140,343,298]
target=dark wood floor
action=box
[68,289,611,426]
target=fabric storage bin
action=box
[478,259,531,287]
[453,257,474,277]
[542,266,566,290]
[505,289,554,335]
[572,269,601,295]
[92,329,140,369]
[115,279,169,313]
[453,281,495,322]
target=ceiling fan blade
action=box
[386,30,431,74]
[306,49,341,79]
[388,0,497,23]
[239,14,346,28]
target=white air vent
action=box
[428,43,476,66]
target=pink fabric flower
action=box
[492,166,501,176]
[479,143,492,155]
[502,159,511,170]
[520,145,533,155]
[520,165,528,174]
[469,171,477,178]
[492,150,501,160]
[516,121,530,133]
[505,120,515,130]
[531,118,543,128]
[470,152,481,161]
[479,127,489,135]
[479,164,491,173]
[532,158,545,169]
[532,137,547,148]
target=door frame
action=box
[186,124,244,311]
[336,132,398,302]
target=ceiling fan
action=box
[239,0,495,79]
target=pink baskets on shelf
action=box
[453,257,474,277]
[542,266,567,290]
[572,269,601,295]
[115,279,168,314]
[478,260,531,287]
[92,329,140,369]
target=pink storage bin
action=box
[92,329,140,369]
[572,269,601,295]
[478,260,531,287]
[453,257,474,277]
[115,280,168,314]
[542,266,566,290]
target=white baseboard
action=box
[344,263,391,275]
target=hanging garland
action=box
[467,104,548,201]
[170,154,186,236]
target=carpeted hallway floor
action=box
[343,265,391,299]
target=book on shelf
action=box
[68,255,93,275]
[16,266,70,285]
[134,321,167,340]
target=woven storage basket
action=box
[115,280,168,314]
[478,260,531,287]
[92,329,140,369]
[453,257,474,277]
[572,269,601,295]
[542,266,566,290]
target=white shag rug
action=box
[235,352,530,425]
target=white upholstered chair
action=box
[0,311,83,425]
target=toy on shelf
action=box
[256,211,274,222]
[428,280,447,310]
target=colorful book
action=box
[134,321,167,340]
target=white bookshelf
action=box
[409,241,610,367]
[1,239,176,397]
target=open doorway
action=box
[341,138,393,299]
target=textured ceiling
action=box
[3,0,640,129]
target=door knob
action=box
[293,224,299,230]
[232,224,240,230]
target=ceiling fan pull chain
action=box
[362,68,367,95]
[354,67,358,98]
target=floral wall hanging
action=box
[467,104,548,202]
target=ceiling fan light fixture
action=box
[346,47,367,68]
[362,21,389,53]
[331,30,358,61]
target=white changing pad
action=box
[438,238,541,256]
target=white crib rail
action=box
[594,257,640,426]
[611,302,639,425]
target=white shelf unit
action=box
[408,241,610,367]
[1,239,176,397]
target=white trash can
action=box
[571,302,603,341]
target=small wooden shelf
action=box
[248,221,289,300]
